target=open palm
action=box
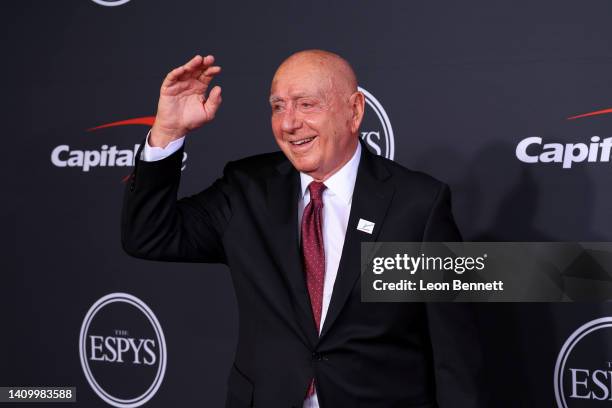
[151,55,222,146]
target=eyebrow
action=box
[269,93,318,103]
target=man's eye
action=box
[272,105,284,112]
[300,102,313,109]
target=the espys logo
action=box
[92,0,131,6]
[79,293,167,408]
[359,86,395,160]
[516,108,612,169]
[554,317,612,407]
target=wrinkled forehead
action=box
[270,62,333,101]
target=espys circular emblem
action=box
[358,86,395,160]
[91,0,131,6]
[555,317,612,407]
[79,293,167,408]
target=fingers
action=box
[201,55,215,69]
[163,54,217,86]
[187,54,206,69]
[197,65,222,87]
[164,65,187,86]
[204,85,223,118]
[183,54,216,80]
[164,55,201,83]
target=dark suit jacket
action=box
[122,142,486,408]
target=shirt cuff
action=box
[141,129,185,162]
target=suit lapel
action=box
[319,147,395,339]
[267,161,319,347]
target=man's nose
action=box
[281,107,302,133]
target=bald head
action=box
[269,49,365,181]
[273,49,358,99]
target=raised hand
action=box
[149,55,222,147]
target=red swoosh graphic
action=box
[86,116,155,183]
[567,108,612,120]
[87,116,155,131]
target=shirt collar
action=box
[299,142,361,206]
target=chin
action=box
[291,158,319,175]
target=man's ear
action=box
[349,91,365,134]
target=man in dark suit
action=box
[122,50,485,407]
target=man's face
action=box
[269,60,358,181]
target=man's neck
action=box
[299,142,362,204]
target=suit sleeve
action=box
[422,183,462,241]
[121,145,233,264]
[423,183,489,408]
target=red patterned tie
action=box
[301,181,326,398]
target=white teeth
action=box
[291,137,315,145]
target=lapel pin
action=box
[356,218,375,234]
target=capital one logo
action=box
[554,317,612,407]
[79,293,167,407]
[50,116,188,181]
[516,107,612,169]
[359,86,395,160]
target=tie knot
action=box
[308,181,326,203]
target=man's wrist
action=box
[142,130,185,162]
[149,125,186,148]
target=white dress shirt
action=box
[141,133,362,408]
[140,130,185,161]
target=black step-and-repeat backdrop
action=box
[5,1,612,407]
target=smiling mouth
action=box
[290,136,316,146]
